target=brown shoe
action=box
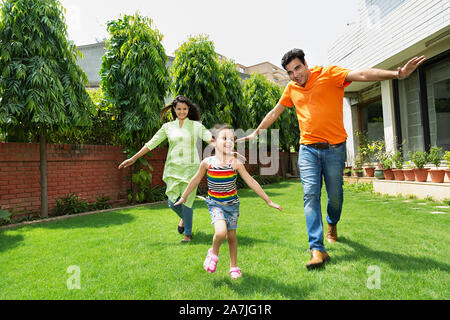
[326,224,337,244]
[306,250,330,270]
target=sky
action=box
[59,0,360,68]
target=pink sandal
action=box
[203,248,219,273]
[230,267,242,279]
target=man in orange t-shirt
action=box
[238,49,425,269]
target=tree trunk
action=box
[40,129,48,217]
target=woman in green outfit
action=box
[118,95,212,242]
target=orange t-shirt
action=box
[278,65,352,145]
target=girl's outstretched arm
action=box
[173,159,209,206]
[235,162,282,211]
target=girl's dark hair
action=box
[211,124,233,140]
[281,48,306,70]
[160,95,201,121]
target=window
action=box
[425,56,450,152]
[358,98,384,142]
[398,71,424,154]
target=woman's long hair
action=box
[160,95,201,121]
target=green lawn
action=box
[0,180,449,300]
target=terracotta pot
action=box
[429,169,445,183]
[413,168,429,182]
[364,167,375,177]
[392,169,405,181]
[382,169,395,180]
[403,169,415,181]
[445,169,450,180]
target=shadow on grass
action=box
[337,237,450,272]
[213,273,315,300]
[0,233,24,253]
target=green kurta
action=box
[145,118,212,208]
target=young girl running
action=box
[174,124,282,279]
[118,95,212,242]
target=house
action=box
[76,42,282,90]
[328,0,450,164]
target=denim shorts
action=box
[205,198,240,230]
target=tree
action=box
[100,13,170,203]
[218,58,249,130]
[0,0,95,217]
[100,13,170,148]
[170,34,227,129]
[243,74,282,144]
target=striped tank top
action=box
[206,157,239,205]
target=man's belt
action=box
[301,141,345,150]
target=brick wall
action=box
[0,143,279,216]
[0,143,136,215]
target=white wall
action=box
[328,0,449,70]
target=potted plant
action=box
[343,167,352,177]
[444,151,450,181]
[381,153,394,180]
[373,140,385,179]
[353,154,364,177]
[428,146,445,183]
[403,160,415,181]
[410,150,429,182]
[356,131,375,177]
[391,150,405,181]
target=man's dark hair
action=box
[281,49,306,70]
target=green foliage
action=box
[409,151,428,169]
[343,181,374,193]
[0,0,95,139]
[0,209,12,225]
[100,13,170,148]
[54,193,90,216]
[243,74,294,149]
[381,153,393,169]
[47,89,121,145]
[92,194,112,211]
[443,151,450,168]
[428,146,442,168]
[54,193,112,216]
[355,131,385,165]
[131,168,153,203]
[170,34,227,129]
[218,58,248,130]
[353,154,364,169]
[392,150,404,169]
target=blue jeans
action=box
[168,197,194,236]
[298,142,346,252]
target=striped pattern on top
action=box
[206,161,239,205]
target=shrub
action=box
[0,209,12,226]
[381,153,393,169]
[428,146,442,168]
[392,151,404,169]
[409,151,428,169]
[443,151,450,168]
[54,193,90,216]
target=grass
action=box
[0,180,449,300]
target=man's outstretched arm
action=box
[346,55,426,82]
[236,103,287,143]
